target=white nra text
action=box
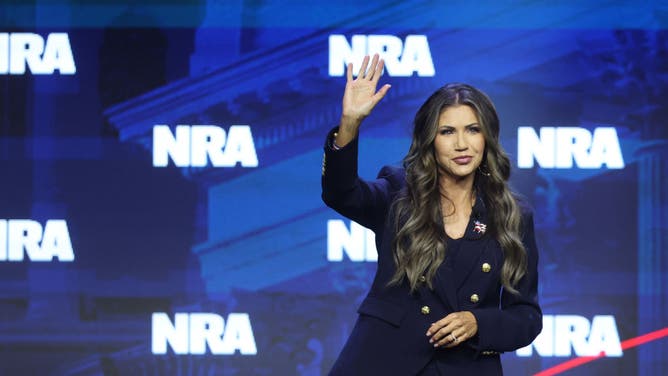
[0,33,76,75]
[329,34,435,77]
[327,219,377,262]
[153,125,258,168]
[152,312,257,355]
[517,127,624,169]
[516,315,622,357]
[0,219,74,262]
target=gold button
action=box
[482,263,491,273]
[421,306,430,315]
[419,275,426,283]
[470,294,479,303]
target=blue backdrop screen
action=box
[0,1,667,375]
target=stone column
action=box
[190,0,243,76]
[637,140,668,375]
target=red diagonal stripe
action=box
[533,327,668,376]
[620,327,668,350]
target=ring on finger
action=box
[450,333,458,343]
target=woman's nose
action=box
[455,132,467,150]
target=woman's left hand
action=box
[426,311,478,348]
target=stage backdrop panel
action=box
[0,1,667,375]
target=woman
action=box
[321,54,542,375]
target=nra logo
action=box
[329,34,435,77]
[517,127,624,169]
[152,125,258,168]
[0,219,74,262]
[0,33,76,75]
[516,315,622,357]
[327,219,377,262]
[152,312,257,355]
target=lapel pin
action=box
[473,220,487,234]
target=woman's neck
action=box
[439,174,475,218]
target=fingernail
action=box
[426,331,431,336]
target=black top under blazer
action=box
[321,128,542,375]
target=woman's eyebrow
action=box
[439,123,479,128]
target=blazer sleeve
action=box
[321,127,402,233]
[469,210,542,352]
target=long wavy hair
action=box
[390,83,527,294]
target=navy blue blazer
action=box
[321,128,542,375]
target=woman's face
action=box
[433,105,486,181]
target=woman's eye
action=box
[468,127,481,133]
[439,128,453,135]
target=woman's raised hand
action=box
[336,54,391,147]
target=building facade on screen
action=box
[0,33,76,75]
[0,219,74,262]
[517,127,625,169]
[152,125,258,168]
[152,313,257,355]
[329,34,435,77]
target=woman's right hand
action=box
[336,54,391,147]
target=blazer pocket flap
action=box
[357,297,407,327]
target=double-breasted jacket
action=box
[321,128,542,375]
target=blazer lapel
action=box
[433,262,459,311]
[433,195,492,309]
[453,236,491,289]
[432,236,491,311]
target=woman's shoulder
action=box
[511,194,534,216]
[513,198,537,244]
[376,165,406,191]
[509,195,535,233]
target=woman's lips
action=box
[453,156,473,165]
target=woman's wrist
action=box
[340,114,363,130]
[336,116,361,147]
[331,133,343,150]
[334,130,355,148]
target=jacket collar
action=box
[464,194,489,240]
[432,194,492,310]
